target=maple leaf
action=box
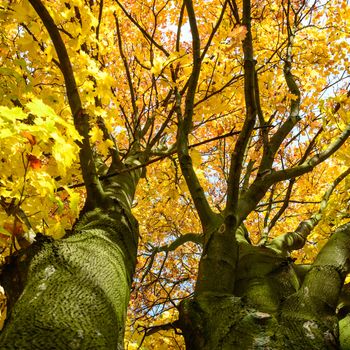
[0,0,349,349]
[21,131,36,145]
[26,154,41,170]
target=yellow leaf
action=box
[190,149,202,168]
[63,186,80,217]
[106,139,114,148]
[151,56,166,76]
[52,135,78,175]
[89,126,103,144]
[0,106,27,121]
[26,98,57,119]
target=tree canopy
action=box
[0,0,350,348]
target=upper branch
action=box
[266,127,323,232]
[225,0,257,223]
[200,0,228,61]
[239,123,350,221]
[28,0,81,116]
[141,233,203,283]
[183,0,201,133]
[115,0,169,57]
[115,15,138,125]
[176,0,215,229]
[257,5,301,175]
[28,0,104,207]
[267,124,350,183]
[268,167,350,255]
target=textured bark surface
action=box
[179,293,286,350]
[0,208,138,349]
[179,293,341,350]
[179,225,350,349]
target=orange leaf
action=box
[21,131,36,145]
[26,154,41,169]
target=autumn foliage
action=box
[0,0,350,348]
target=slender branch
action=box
[114,0,169,56]
[228,0,241,24]
[257,199,321,208]
[200,0,228,61]
[239,121,350,222]
[182,0,201,133]
[96,116,123,171]
[20,23,61,68]
[60,126,270,191]
[147,104,175,151]
[268,124,350,183]
[194,73,244,107]
[28,0,104,208]
[96,0,104,41]
[266,126,323,231]
[28,0,81,117]
[263,184,275,230]
[141,233,203,283]
[115,15,138,123]
[268,179,296,232]
[257,5,301,176]
[149,233,203,254]
[137,320,181,347]
[226,0,256,224]
[255,70,269,153]
[175,2,186,52]
[268,167,350,254]
[176,0,215,228]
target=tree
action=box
[0,0,349,349]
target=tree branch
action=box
[280,224,350,341]
[149,233,203,254]
[141,233,203,283]
[28,0,104,209]
[114,0,169,57]
[115,15,138,124]
[176,0,215,228]
[267,179,295,232]
[268,123,350,183]
[283,223,350,319]
[256,5,301,176]
[61,126,270,191]
[175,2,186,52]
[200,0,228,61]
[226,0,256,225]
[268,167,350,254]
[239,121,350,222]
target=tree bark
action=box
[179,224,350,349]
[0,206,138,350]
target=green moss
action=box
[180,293,285,349]
[0,208,138,350]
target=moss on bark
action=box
[179,293,285,349]
[180,225,350,349]
[0,208,138,349]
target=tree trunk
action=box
[179,224,350,349]
[0,206,138,349]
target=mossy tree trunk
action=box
[178,223,350,350]
[0,0,149,348]
[0,165,142,349]
[174,0,350,348]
